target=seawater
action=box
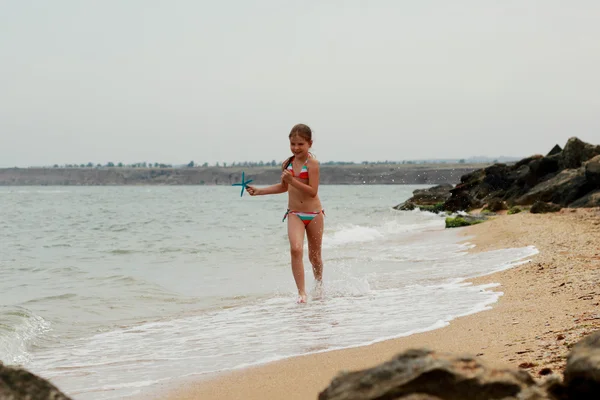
[0,185,537,399]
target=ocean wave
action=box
[0,306,51,365]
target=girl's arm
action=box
[286,158,320,197]
[259,182,288,195]
[247,181,288,196]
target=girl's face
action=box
[289,135,311,157]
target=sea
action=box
[0,185,538,399]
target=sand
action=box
[154,208,600,400]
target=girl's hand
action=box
[246,185,260,196]
[281,170,293,184]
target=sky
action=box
[1,0,600,167]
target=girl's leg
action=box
[287,214,307,302]
[306,212,324,282]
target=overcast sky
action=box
[1,1,599,167]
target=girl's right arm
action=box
[247,182,288,196]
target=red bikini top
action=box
[286,156,309,179]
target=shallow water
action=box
[0,185,537,399]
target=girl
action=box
[246,124,324,303]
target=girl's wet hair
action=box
[283,124,313,171]
[289,123,312,141]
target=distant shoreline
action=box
[0,163,488,186]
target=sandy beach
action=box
[156,208,600,400]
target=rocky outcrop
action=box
[394,137,600,213]
[393,184,453,210]
[0,361,72,400]
[320,330,600,400]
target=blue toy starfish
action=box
[232,171,253,197]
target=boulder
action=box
[394,201,417,211]
[0,362,72,400]
[515,169,592,206]
[393,184,452,211]
[318,349,550,400]
[445,215,486,228]
[562,330,600,399]
[584,155,600,185]
[514,154,544,169]
[484,198,507,212]
[530,201,561,214]
[410,184,453,205]
[547,144,562,156]
[568,190,600,208]
[443,191,482,212]
[560,137,600,169]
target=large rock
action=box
[318,349,550,400]
[560,137,600,169]
[584,155,600,185]
[393,184,452,210]
[0,362,72,400]
[547,144,562,156]
[444,190,482,212]
[411,184,453,205]
[568,190,600,208]
[561,330,600,399]
[515,169,592,206]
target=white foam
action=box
[325,224,384,246]
[25,244,537,399]
[0,308,51,366]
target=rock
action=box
[484,198,507,212]
[318,348,550,400]
[562,330,600,399]
[584,155,600,185]
[547,144,562,156]
[560,137,600,169]
[514,154,544,169]
[515,169,592,206]
[393,201,417,211]
[393,184,452,210]
[0,362,72,400]
[445,215,486,228]
[568,190,600,208]
[443,190,482,212]
[507,206,522,215]
[411,184,453,205]
[524,155,561,187]
[530,201,561,214]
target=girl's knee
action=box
[309,252,322,265]
[290,245,303,258]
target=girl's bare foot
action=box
[297,293,307,303]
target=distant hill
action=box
[0,163,491,186]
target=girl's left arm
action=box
[287,158,320,197]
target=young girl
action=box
[246,124,324,303]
